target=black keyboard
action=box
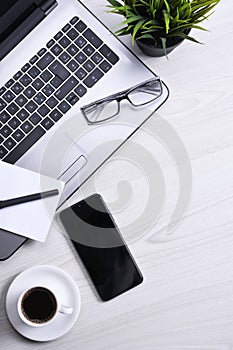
[0,16,119,164]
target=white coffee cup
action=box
[17,286,73,327]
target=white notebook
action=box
[0,161,64,242]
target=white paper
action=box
[0,161,64,242]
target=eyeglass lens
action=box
[84,100,120,123]
[128,80,162,106]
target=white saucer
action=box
[6,265,81,342]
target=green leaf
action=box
[137,33,155,40]
[163,0,171,14]
[163,10,170,34]
[121,15,144,24]
[140,19,162,30]
[161,37,168,59]
[168,32,203,44]
[132,18,147,41]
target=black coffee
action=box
[21,287,57,324]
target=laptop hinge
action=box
[38,0,58,16]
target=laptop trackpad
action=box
[58,155,87,183]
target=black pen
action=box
[0,189,59,209]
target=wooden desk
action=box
[1,0,233,348]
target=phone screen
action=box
[59,194,143,301]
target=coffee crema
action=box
[21,287,57,324]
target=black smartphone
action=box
[59,194,143,301]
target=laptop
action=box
[0,0,169,260]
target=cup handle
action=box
[58,305,73,315]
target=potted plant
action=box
[106,0,221,57]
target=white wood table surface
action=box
[1,0,233,349]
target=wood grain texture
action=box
[1,0,233,349]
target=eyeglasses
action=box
[80,77,163,125]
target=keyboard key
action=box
[0,145,8,158]
[99,60,112,72]
[59,52,71,64]
[50,109,62,122]
[29,56,39,64]
[3,91,15,103]
[49,61,70,81]
[29,113,42,125]
[21,121,33,133]
[75,20,87,33]
[0,111,11,123]
[51,44,63,56]
[83,29,103,48]
[8,117,20,130]
[67,28,79,40]
[83,44,95,56]
[37,104,50,117]
[7,103,19,115]
[91,52,104,64]
[0,125,12,137]
[32,78,44,90]
[37,53,55,70]
[40,70,53,82]
[46,96,58,109]
[12,129,25,142]
[28,66,40,78]
[15,94,27,107]
[11,82,24,95]
[70,95,79,105]
[74,84,87,97]
[24,86,36,98]
[99,44,119,64]
[54,31,63,40]
[4,126,45,163]
[21,63,30,72]
[0,87,6,96]
[75,36,87,48]
[55,77,78,100]
[70,17,79,25]
[34,92,46,105]
[25,101,38,113]
[42,84,54,97]
[4,137,16,150]
[17,109,29,121]
[83,60,95,72]
[46,39,55,48]
[83,68,103,88]
[62,23,71,33]
[41,117,54,130]
[67,60,79,72]
[67,44,79,56]
[5,79,15,88]
[0,98,6,111]
[66,92,76,103]
[66,92,79,105]
[58,36,71,48]
[20,74,32,87]
[50,75,63,88]
[38,48,47,56]
[58,101,71,113]
[75,52,87,64]
[13,71,23,80]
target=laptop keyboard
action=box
[0,16,119,164]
